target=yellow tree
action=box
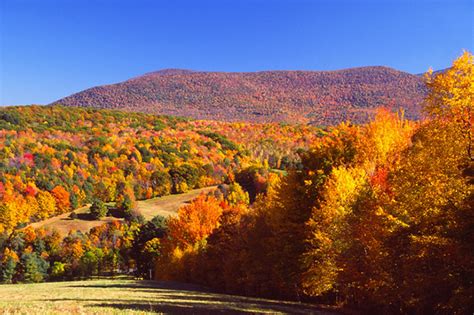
[377,52,474,313]
[425,50,473,160]
[36,191,57,219]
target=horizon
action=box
[1,0,473,105]
[0,64,430,107]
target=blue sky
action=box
[0,0,472,105]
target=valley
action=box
[0,53,472,315]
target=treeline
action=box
[0,183,253,283]
[153,53,473,314]
[0,106,321,234]
[0,216,164,283]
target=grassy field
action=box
[29,186,217,236]
[137,186,217,220]
[0,279,334,314]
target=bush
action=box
[90,199,108,219]
[50,261,66,280]
[119,194,135,220]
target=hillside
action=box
[53,67,427,125]
[0,279,334,314]
[0,105,322,233]
[29,186,217,236]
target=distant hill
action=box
[53,66,427,125]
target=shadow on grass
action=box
[61,281,331,314]
[88,302,255,314]
[67,280,211,292]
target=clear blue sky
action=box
[0,0,472,105]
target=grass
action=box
[29,186,217,236]
[137,186,217,220]
[0,279,334,314]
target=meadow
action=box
[0,278,333,314]
[28,186,217,236]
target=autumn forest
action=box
[0,51,472,314]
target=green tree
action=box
[90,199,107,219]
[150,170,171,197]
[1,257,17,283]
[22,253,49,283]
[131,215,167,277]
[119,194,135,219]
[79,250,98,277]
[50,261,66,280]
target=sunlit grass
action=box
[0,279,333,314]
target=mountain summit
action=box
[53,66,427,125]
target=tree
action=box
[90,199,107,219]
[36,191,57,220]
[223,183,250,205]
[150,170,171,197]
[425,50,473,160]
[79,250,98,277]
[169,164,200,193]
[1,258,17,283]
[380,119,473,313]
[118,194,135,220]
[1,248,19,283]
[131,215,167,277]
[22,252,49,283]
[51,185,71,214]
[116,183,137,219]
[50,261,66,280]
[166,195,223,249]
[234,166,268,203]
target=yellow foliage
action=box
[425,50,473,159]
[322,166,367,216]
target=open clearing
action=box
[29,186,216,235]
[0,279,334,314]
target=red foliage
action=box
[55,67,426,125]
[24,185,37,197]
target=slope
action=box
[53,67,427,125]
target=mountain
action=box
[53,66,427,125]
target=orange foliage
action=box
[166,195,223,249]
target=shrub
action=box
[90,199,108,219]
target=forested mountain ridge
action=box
[53,66,427,125]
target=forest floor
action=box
[0,278,336,314]
[28,186,217,236]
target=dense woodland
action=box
[0,52,472,315]
[0,106,322,234]
[54,66,426,125]
[152,52,473,314]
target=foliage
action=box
[0,105,321,232]
[22,252,49,283]
[151,51,473,315]
[89,199,108,219]
[425,50,473,160]
[55,67,426,125]
[1,51,471,315]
